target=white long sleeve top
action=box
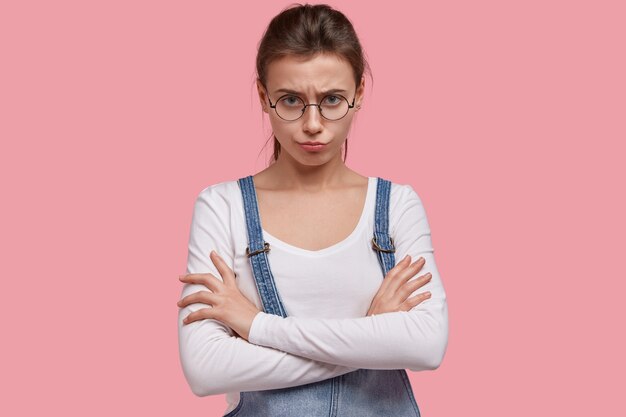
[177,176,448,414]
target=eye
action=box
[279,95,302,107]
[323,95,342,106]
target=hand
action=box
[177,250,261,341]
[366,255,432,316]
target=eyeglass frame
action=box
[264,87,357,121]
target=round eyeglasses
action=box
[267,92,356,121]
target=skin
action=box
[254,52,365,187]
[178,251,261,340]
[177,53,432,340]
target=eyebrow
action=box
[274,88,348,95]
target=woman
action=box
[177,4,448,416]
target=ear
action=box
[256,79,269,113]
[355,76,365,108]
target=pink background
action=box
[2,0,624,415]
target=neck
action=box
[263,149,353,192]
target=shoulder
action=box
[190,179,244,226]
[369,177,425,212]
[188,179,247,243]
[195,178,241,206]
[385,179,430,236]
[385,179,425,213]
[389,180,421,203]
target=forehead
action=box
[266,53,354,94]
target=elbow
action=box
[179,335,231,397]
[426,324,448,370]
[182,366,217,397]
[407,315,449,371]
[178,312,239,396]
[183,365,226,397]
[411,334,447,371]
[424,337,447,370]
[187,373,214,397]
[180,342,235,397]
[189,381,211,398]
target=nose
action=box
[302,104,323,133]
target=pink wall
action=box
[1,0,624,415]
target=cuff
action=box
[248,311,271,345]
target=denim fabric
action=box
[227,175,421,417]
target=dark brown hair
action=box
[255,3,373,164]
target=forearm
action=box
[248,300,448,371]
[178,284,358,396]
[248,251,448,372]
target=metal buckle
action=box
[371,236,395,253]
[246,242,271,258]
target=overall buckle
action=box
[371,236,395,253]
[246,242,271,258]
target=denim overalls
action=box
[225,175,421,417]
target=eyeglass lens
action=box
[275,95,350,121]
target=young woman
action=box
[177,4,448,416]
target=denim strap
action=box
[372,177,396,277]
[237,175,288,317]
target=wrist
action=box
[237,309,263,341]
[247,311,268,344]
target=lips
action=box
[298,142,327,152]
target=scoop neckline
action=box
[256,176,375,257]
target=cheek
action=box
[333,120,353,137]
[268,119,293,140]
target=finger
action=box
[378,255,413,298]
[400,291,432,311]
[179,273,214,282]
[210,250,236,286]
[395,254,412,270]
[400,272,433,298]
[389,256,425,292]
[381,255,412,290]
[179,273,221,292]
[177,290,217,308]
[182,307,215,325]
[405,257,426,280]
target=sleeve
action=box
[177,185,358,397]
[247,184,449,372]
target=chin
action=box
[284,147,333,163]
